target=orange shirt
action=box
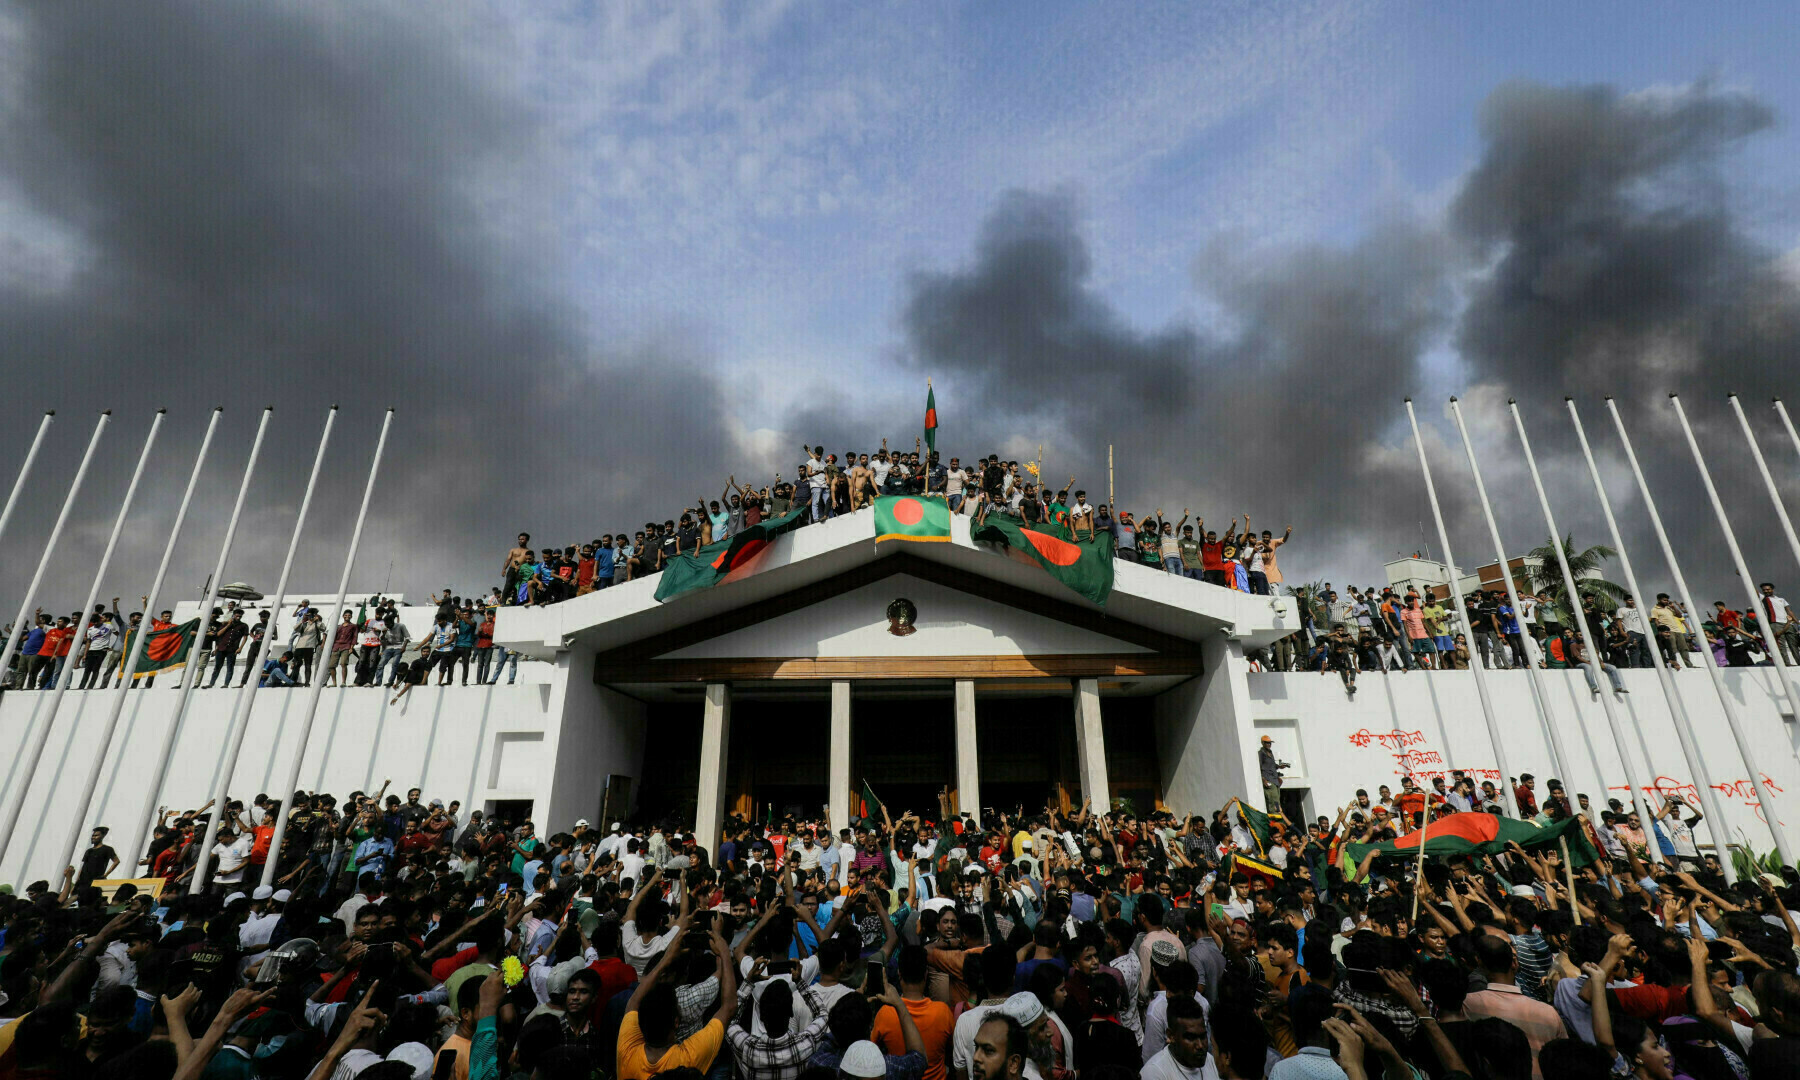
[42,626,74,657]
[873,996,955,1080]
[617,1014,723,1080]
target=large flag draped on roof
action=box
[971,515,1116,606]
[874,495,951,544]
[654,503,811,602]
[119,618,201,681]
[1342,812,1600,867]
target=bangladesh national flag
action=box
[875,495,951,544]
[859,780,885,821]
[971,516,1116,606]
[923,385,938,453]
[1341,812,1600,867]
[121,618,201,680]
[1232,798,1275,857]
[654,503,811,602]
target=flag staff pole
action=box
[188,407,336,893]
[1776,398,1800,463]
[0,412,54,559]
[62,408,221,877]
[1560,837,1581,924]
[1448,397,1576,785]
[1509,400,1659,843]
[0,412,107,699]
[1107,445,1114,510]
[1411,804,1430,922]
[129,407,273,867]
[1403,399,1518,818]
[260,409,392,888]
[1670,394,1800,719]
[1566,398,1735,882]
[1728,395,1800,583]
[24,410,163,870]
[924,379,932,498]
[0,411,138,869]
[1607,397,1794,866]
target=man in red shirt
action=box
[587,922,640,1004]
[1513,774,1539,817]
[395,819,436,874]
[39,615,75,689]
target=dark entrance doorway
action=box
[977,696,1073,817]
[728,699,829,821]
[852,698,953,821]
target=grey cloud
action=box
[0,1,735,610]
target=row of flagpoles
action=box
[0,406,392,892]
[1407,394,1800,883]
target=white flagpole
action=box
[258,409,393,889]
[1776,398,1800,463]
[1404,399,1519,818]
[1728,395,1800,585]
[0,410,144,866]
[0,412,54,561]
[1607,398,1795,866]
[187,407,337,894]
[0,412,107,693]
[1448,397,1576,785]
[61,408,221,877]
[129,407,273,868]
[1566,398,1735,882]
[1509,401,1658,842]
[1670,395,1800,718]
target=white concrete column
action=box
[1073,678,1110,810]
[696,683,731,859]
[955,680,980,826]
[829,681,852,837]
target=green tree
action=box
[1524,534,1624,625]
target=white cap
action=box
[1002,991,1045,1027]
[252,885,274,901]
[386,1042,435,1080]
[840,1041,888,1079]
[575,819,590,828]
[273,889,293,903]
[223,891,247,906]
[610,822,622,831]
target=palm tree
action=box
[1524,534,1625,624]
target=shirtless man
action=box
[501,533,531,605]
[849,454,877,510]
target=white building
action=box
[1,506,1796,884]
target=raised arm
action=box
[622,866,663,926]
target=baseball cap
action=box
[575,819,590,828]
[840,1042,888,1079]
[1260,735,1273,743]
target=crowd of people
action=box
[5,757,1800,1080]
[1264,582,1800,694]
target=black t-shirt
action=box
[677,527,700,553]
[658,534,680,564]
[1021,498,1044,523]
[78,844,117,884]
[983,464,1005,498]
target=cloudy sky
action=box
[3,0,1800,617]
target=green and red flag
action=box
[923,384,938,454]
[1341,812,1600,867]
[654,503,811,603]
[874,495,951,544]
[1231,798,1276,857]
[858,780,885,821]
[971,516,1116,606]
[120,618,201,681]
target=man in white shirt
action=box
[836,829,857,889]
[1615,595,1653,668]
[1760,582,1799,665]
[596,823,628,862]
[1141,996,1220,1080]
[212,826,253,890]
[239,886,285,949]
[944,460,969,512]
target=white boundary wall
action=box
[1242,665,1800,857]
[0,681,560,886]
